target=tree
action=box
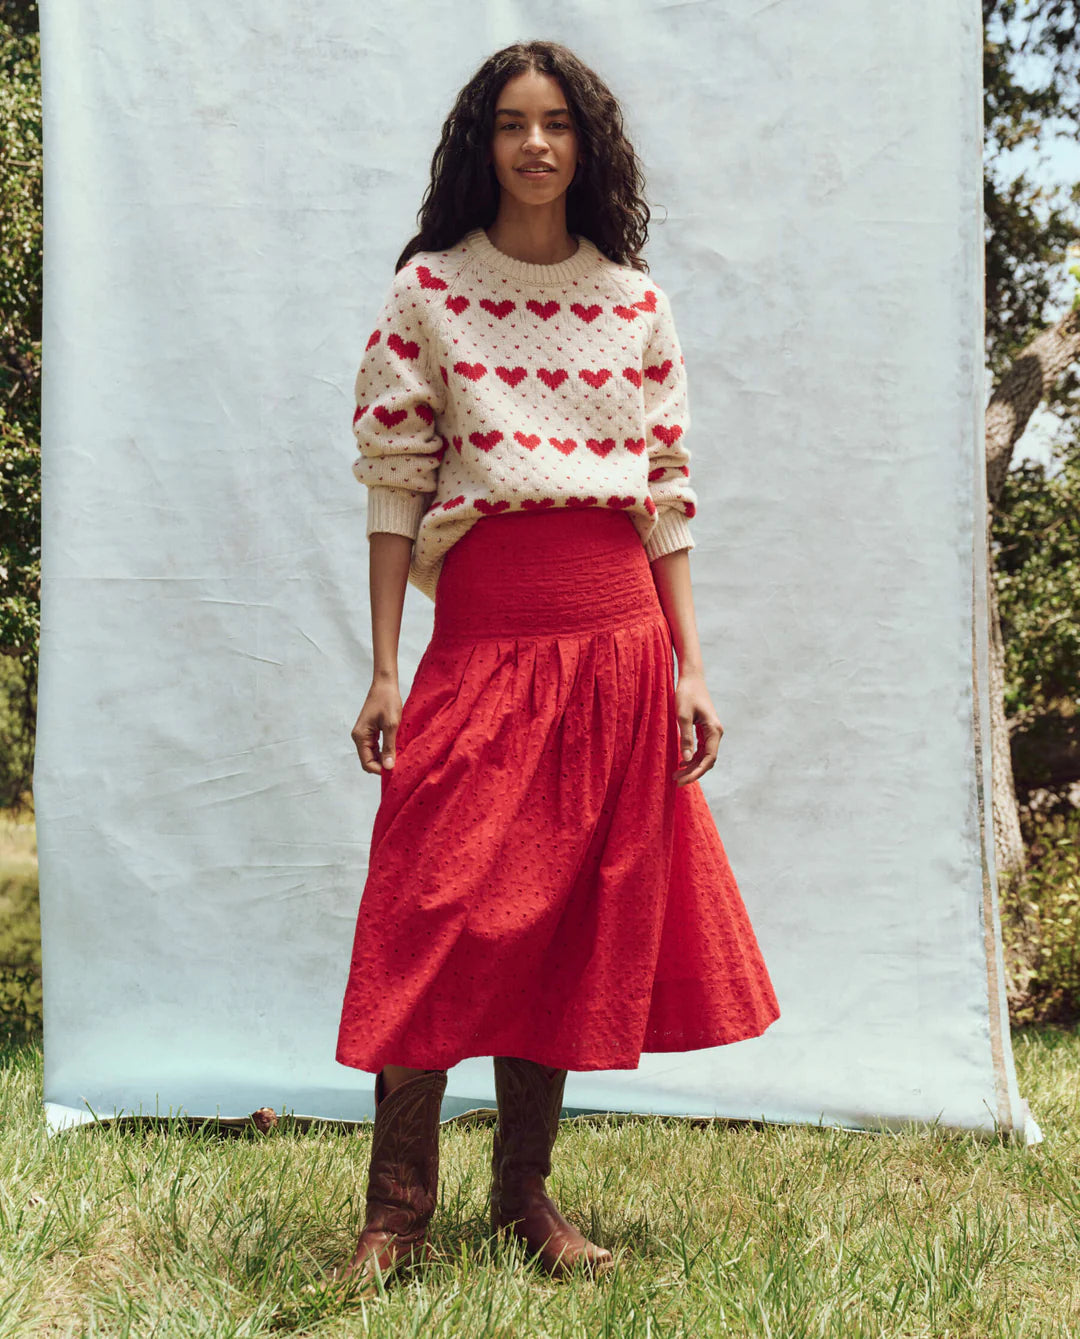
[982,0,1080,875]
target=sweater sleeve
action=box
[350,269,448,542]
[641,286,698,562]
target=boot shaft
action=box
[488,1057,614,1276]
[491,1056,568,1191]
[365,1067,448,1237]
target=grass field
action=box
[0,804,40,1039]
[0,1022,1077,1337]
[4,806,1079,1335]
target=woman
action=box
[327,39,781,1296]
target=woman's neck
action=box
[483,213,579,266]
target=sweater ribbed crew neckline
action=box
[463,226,603,287]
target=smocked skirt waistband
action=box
[431,510,661,643]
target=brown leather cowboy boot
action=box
[325,1066,447,1295]
[490,1056,614,1278]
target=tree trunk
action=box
[982,306,1080,876]
[985,516,1026,877]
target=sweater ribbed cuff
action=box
[644,508,695,562]
[365,486,427,542]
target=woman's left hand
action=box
[672,671,724,786]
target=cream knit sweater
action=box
[351,225,697,601]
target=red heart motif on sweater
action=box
[579,368,612,388]
[415,264,448,290]
[635,290,658,312]
[622,367,642,388]
[442,495,467,510]
[470,429,503,452]
[373,405,408,428]
[454,360,487,381]
[624,436,646,454]
[537,368,568,389]
[683,501,697,517]
[387,332,421,360]
[366,329,381,351]
[586,437,616,457]
[549,437,578,455]
[652,423,683,445]
[352,404,367,424]
[613,305,641,321]
[496,366,528,387]
[445,295,469,315]
[645,359,673,383]
[435,435,450,461]
[514,432,541,450]
[644,496,657,515]
[606,495,636,509]
[566,495,599,507]
[452,435,464,454]
[415,404,434,425]
[440,365,449,384]
[570,302,602,323]
[526,299,560,320]
[480,298,516,319]
[648,466,666,481]
[521,497,556,509]
[475,497,511,514]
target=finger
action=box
[673,744,703,781]
[381,723,398,771]
[356,724,383,774]
[675,750,706,782]
[673,726,696,775]
[675,723,720,784]
[676,754,710,785]
[675,718,706,767]
[676,710,698,761]
[698,718,721,764]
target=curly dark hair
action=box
[394,40,655,276]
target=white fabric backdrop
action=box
[36,0,1041,1143]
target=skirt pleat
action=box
[335,509,780,1073]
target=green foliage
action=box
[983,1,1080,380]
[1000,807,1080,1026]
[992,440,1080,726]
[0,959,39,1039]
[0,406,39,666]
[0,803,38,1039]
[0,17,41,683]
[0,3,37,39]
[0,649,33,809]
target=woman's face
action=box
[489,69,580,208]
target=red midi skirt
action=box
[335,508,780,1073]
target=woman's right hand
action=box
[352,678,403,775]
